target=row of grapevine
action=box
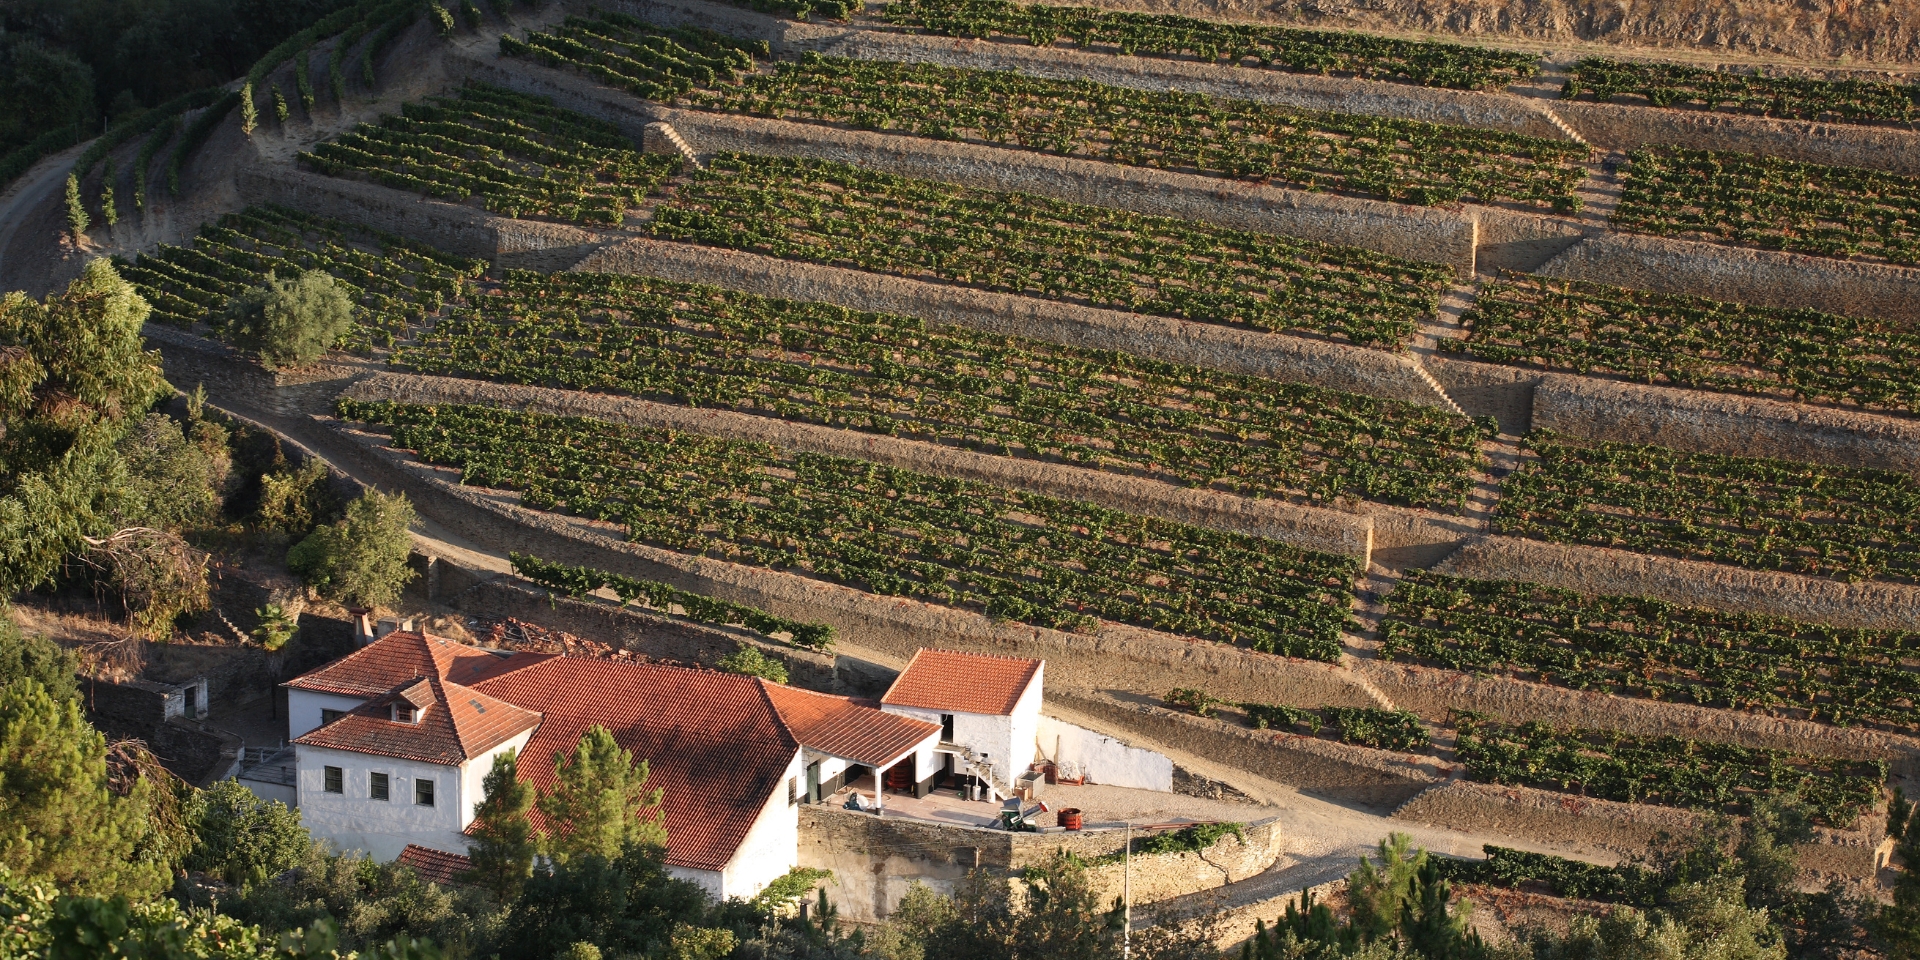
[499,12,763,102]
[880,0,1541,91]
[399,270,1491,508]
[1563,57,1920,127]
[115,205,484,351]
[1613,146,1920,265]
[502,19,1590,212]
[1165,688,1431,750]
[1432,845,1662,904]
[1451,712,1885,827]
[1494,430,1920,585]
[337,399,1363,660]
[299,84,682,225]
[650,153,1453,348]
[508,552,836,649]
[682,53,1591,211]
[1381,569,1920,730]
[1452,272,1920,415]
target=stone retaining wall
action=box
[1391,780,1886,879]
[573,237,1453,408]
[1533,373,1920,474]
[1557,100,1920,176]
[1356,658,1920,769]
[797,804,1282,922]
[1436,536,1920,630]
[1538,232,1920,326]
[321,419,1392,708]
[348,372,1376,560]
[654,106,1480,274]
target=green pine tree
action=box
[466,747,538,901]
[0,678,171,898]
[63,173,89,239]
[539,726,665,864]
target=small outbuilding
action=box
[879,649,1044,800]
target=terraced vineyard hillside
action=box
[31,0,1920,949]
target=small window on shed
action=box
[392,704,417,724]
[787,777,797,805]
[321,709,345,726]
[370,772,390,801]
[941,714,955,742]
[416,778,435,806]
[324,766,343,794]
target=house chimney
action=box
[349,607,374,645]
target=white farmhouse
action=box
[284,631,940,900]
[879,649,1044,799]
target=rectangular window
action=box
[787,777,797,805]
[941,714,955,742]
[324,766,343,794]
[370,772,389,801]
[320,708,345,726]
[415,778,434,806]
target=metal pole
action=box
[1123,820,1132,959]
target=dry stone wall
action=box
[653,106,1480,274]
[1533,373,1920,474]
[320,420,1392,708]
[1436,535,1920,630]
[1557,101,1920,176]
[1537,232,1920,326]
[572,237,1453,408]
[350,372,1375,559]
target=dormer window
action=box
[392,704,417,724]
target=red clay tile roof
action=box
[761,683,939,767]
[293,675,540,766]
[881,649,1043,716]
[396,845,472,887]
[472,658,801,873]
[285,632,548,697]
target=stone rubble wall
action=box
[349,372,1376,559]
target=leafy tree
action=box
[1,258,166,424]
[116,412,228,529]
[1875,809,1920,958]
[206,845,476,955]
[83,526,210,638]
[255,457,336,539]
[0,617,78,704]
[223,270,355,369]
[1010,850,1120,960]
[539,726,666,865]
[716,644,788,684]
[185,779,311,885]
[240,82,257,136]
[286,488,416,607]
[867,882,954,960]
[495,841,711,960]
[465,748,538,903]
[0,39,94,154]
[0,678,170,899]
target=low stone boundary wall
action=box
[1436,535,1920,630]
[348,372,1376,559]
[654,106,1479,274]
[573,237,1453,408]
[1533,373,1920,474]
[1053,691,1445,812]
[322,419,1390,708]
[1558,100,1920,177]
[1538,231,1920,326]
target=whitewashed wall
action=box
[295,730,532,862]
[885,705,1018,787]
[287,690,369,740]
[1036,716,1173,792]
[718,748,807,899]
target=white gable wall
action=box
[295,730,532,862]
[882,663,1043,790]
[288,689,369,740]
[1007,664,1043,784]
[717,748,807,900]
